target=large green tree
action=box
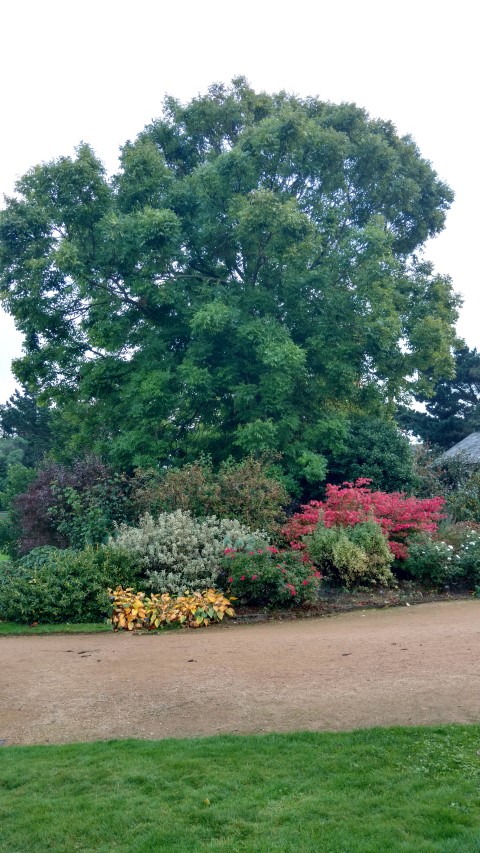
[0,79,459,485]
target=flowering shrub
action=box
[454,527,480,585]
[109,510,267,595]
[282,479,445,560]
[220,546,321,607]
[402,535,457,587]
[439,521,480,550]
[306,521,395,588]
[110,586,235,629]
[403,524,480,588]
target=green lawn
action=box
[1,727,480,852]
[0,621,112,635]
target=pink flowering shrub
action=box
[220,546,321,607]
[282,479,445,560]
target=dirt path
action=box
[1,600,480,746]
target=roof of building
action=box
[440,432,480,463]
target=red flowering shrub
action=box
[282,479,445,560]
[220,546,321,606]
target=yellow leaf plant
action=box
[109,587,235,630]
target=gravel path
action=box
[1,600,479,745]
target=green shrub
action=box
[130,456,288,534]
[0,513,18,558]
[306,522,395,587]
[402,534,456,587]
[220,546,321,607]
[403,525,480,589]
[446,470,480,523]
[110,510,267,595]
[452,529,480,586]
[0,463,37,557]
[440,524,480,587]
[0,545,139,624]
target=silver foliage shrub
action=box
[109,510,267,594]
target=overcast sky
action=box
[1,0,478,403]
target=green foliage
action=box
[438,522,480,586]
[221,546,321,607]
[0,389,53,466]
[0,462,36,557]
[0,461,36,511]
[411,446,480,524]
[0,80,459,488]
[48,479,128,549]
[402,534,457,587]
[0,436,28,499]
[110,510,267,595]
[306,521,395,587]
[398,345,480,449]
[0,545,139,623]
[131,456,288,533]
[403,524,480,589]
[446,469,480,523]
[0,515,19,558]
[13,456,128,553]
[325,415,416,493]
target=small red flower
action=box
[240,575,245,581]
[302,579,309,585]
[251,574,257,580]
[228,577,233,583]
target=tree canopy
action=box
[398,345,480,450]
[0,78,459,487]
[0,390,53,467]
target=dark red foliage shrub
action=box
[13,456,127,554]
[281,478,446,560]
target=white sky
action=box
[1,0,478,403]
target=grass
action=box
[0,620,183,635]
[0,552,9,562]
[0,621,112,635]
[1,726,480,852]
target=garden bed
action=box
[230,584,475,623]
